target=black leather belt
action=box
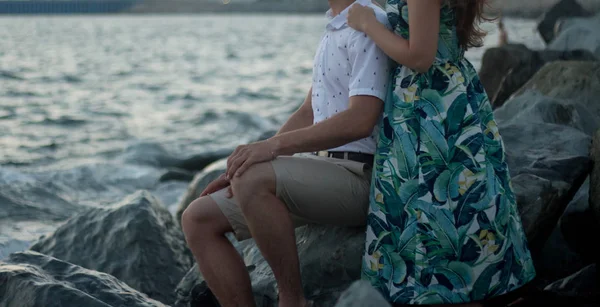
[314,151,374,166]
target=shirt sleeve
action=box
[347,29,391,101]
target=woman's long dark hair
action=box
[449,0,495,50]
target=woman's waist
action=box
[393,56,472,74]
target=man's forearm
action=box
[276,107,313,135]
[271,108,375,156]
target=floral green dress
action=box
[361,1,536,304]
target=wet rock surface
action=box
[0,251,166,307]
[29,190,193,304]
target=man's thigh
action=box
[271,155,371,227]
[209,156,371,241]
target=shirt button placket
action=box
[320,34,330,113]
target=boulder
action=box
[0,169,83,259]
[549,14,600,59]
[174,234,251,307]
[122,141,230,172]
[493,50,596,109]
[538,226,589,283]
[175,158,227,226]
[174,149,231,173]
[544,264,598,299]
[479,44,532,106]
[558,178,598,261]
[511,61,600,128]
[494,66,599,254]
[536,0,592,44]
[244,226,366,306]
[333,280,391,307]
[173,261,273,307]
[479,45,596,109]
[591,131,600,222]
[536,178,597,282]
[174,264,220,307]
[159,168,195,182]
[0,251,165,307]
[495,61,600,261]
[494,90,600,136]
[502,127,590,252]
[175,225,366,307]
[29,190,193,304]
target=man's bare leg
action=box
[231,162,307,307]
[182,197,255,307]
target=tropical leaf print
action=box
[361,0,536,304]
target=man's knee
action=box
[231,162,276,210]
[181,196,229,239]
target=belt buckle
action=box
[317,151,329,157]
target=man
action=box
[182,1,391,306]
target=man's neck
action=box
[328,0,355,16]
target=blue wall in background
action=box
[0,0,139,14]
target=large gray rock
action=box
[544,264,598,299]
[174,235,252,307]
[122,142,230,172]
[494,90,600,136]
[558,178,598,261]
[536,0,592,44]
[175,226,365,307]
[175,158,227,226]
[591,131,600,222]
[494,63,599,253]
[538,226,589,283]
[245,226,366,306]
[0,251,165,307]
[174,264,219,307]
[498,122,591,202]
[173,261,273,307]
[175,150,231,173]
[479,45,596,109]
[537,178,597,283]
[0,169,84,260]
[333,280,391,307]
[549,14,600,59]
[505,62,600,115]
[159,168,195,182]
[479,44,532,106]
[29,190,193,304]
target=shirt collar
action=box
[326,0,372,31]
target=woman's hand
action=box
[348,3,377,33]
[226,140,277,179]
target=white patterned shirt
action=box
[311,0,392,154]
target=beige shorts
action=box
[209,154,372,241]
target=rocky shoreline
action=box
[2,0,600,306]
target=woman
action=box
[348,1,536,306]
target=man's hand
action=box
[226,139,278,179]
[200,174,233,198]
